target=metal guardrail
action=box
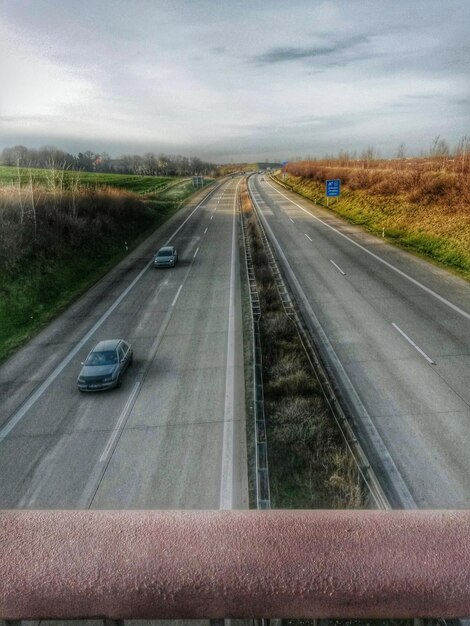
[239,190,271,509]
[2,510,470,620]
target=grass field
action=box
[276,161,470,280]
[0,165,175,194]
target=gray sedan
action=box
[154,246,178,268]
[77,339,133,391]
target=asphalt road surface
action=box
[250,174,470,508]
[0,179,248,510]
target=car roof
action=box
[157,246,174,253]
[92,339,123,351]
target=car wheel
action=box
[116,375,122,388]
[129,353,134,366]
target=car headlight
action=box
[102,376,113,383]
[77,377,85,383]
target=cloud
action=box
[1,0,470,161]
[252,35,370,64]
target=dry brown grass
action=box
[0,183,150,269]
[286,158,470,209]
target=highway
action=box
[3,169,469,512]
[0,179,248,510]
[249,174,470,508]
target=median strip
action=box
[241,178,367,509]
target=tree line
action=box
[288,136,470,173]
[0,145,216,176]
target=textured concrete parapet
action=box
[1,510,470,620]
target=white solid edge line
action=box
[266,179,470,322]
[219,178,242,510]
[392,323,436,365]
[304,233,313,242]
[330,259,346,275]
[0,182,223,443]
[193,247,200,259]
[100,382,140,462]
[172,284,183,307]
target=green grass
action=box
[0,165,175,194]
[158,178,200,200]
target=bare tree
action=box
[360,146,376,168]
[455,135,470,173]
[28,167,37,239]
[69,171,81,219]
[16,160,24,225]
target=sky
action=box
[1,0,469,162]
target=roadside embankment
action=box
[274,164,470,280]
[0,176,212,362]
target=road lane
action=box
[90,181,247,509]
[0,183,220,431]
[0,179,248,511]
[251,174,470,507]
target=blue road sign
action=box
[326,179,340,197]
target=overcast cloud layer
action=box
[1,0,469,161]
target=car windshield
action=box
[157,249,173,256]
[85,351,118,366]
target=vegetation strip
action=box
[240,180,363,509]
[239,189,271,509]
[274,158,470,280]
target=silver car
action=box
[77,339,133,391]
[154,246,178,268]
